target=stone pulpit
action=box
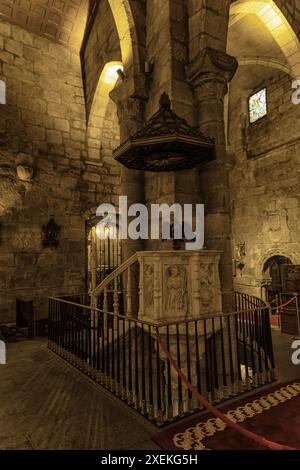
[137,250,222,322]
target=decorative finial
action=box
[160,93,171,109]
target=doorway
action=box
[262,255,292,304]
[262,255,300,335]
[86,217,122,292]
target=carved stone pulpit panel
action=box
[137,251,222,322]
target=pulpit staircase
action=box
[91,253,139,317]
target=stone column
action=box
[110,84,148,260]
[188,48,238,312]
[110,82,148,318]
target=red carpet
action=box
[152,381,300,450]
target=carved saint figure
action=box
[144,264,154,309]
[199,263,214,310]
[165,265,188,316]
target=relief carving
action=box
[199,263,215,310]
[144,264,154,312]
[165,265,188,317]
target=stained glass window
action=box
[248,88,267,123]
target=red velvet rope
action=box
[270,295,298,311]
[235,295,298,316]
[156,332,297,451]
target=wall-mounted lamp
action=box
[42,217,61,248]
[117,68,125,80]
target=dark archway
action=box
[262,255,292,303]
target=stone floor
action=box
[0,338,159,450]
[0,329,299,450]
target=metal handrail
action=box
[49,295,271,327]
[91,253,138,296]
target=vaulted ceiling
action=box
[0,0,89,49]
[227,0,300,102]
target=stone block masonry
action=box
[0,20,121,323]
[229,72,300,296]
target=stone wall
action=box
[229,72,300,296]
[0,20,120,323]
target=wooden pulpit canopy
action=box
[113,93,215,172]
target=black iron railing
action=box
[235,291,266,310]
[48,294,275,426]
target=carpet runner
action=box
[152,381,300,450]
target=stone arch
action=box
[238,57,292,75]
[230,0,300,77]
[82,0,144,120]
[231,0,300,38]
[108,0,141,72]
[84,1,145,160]
[273,0,300,39]
[87,61,122,161]
[256,248,300,280]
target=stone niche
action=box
[137,251,222,322]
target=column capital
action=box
[188,47,238,91]
[109,75,148,142]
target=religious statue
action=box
[165,265,188,317]
[144,264,154,310]
[199,263,215,311]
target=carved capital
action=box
[110,77,148,140]
[110,72,148,119]
[188,47,238,91]
[115,96,146,126]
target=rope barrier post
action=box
[279,292,283,330]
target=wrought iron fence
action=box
[48,294,275,426]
